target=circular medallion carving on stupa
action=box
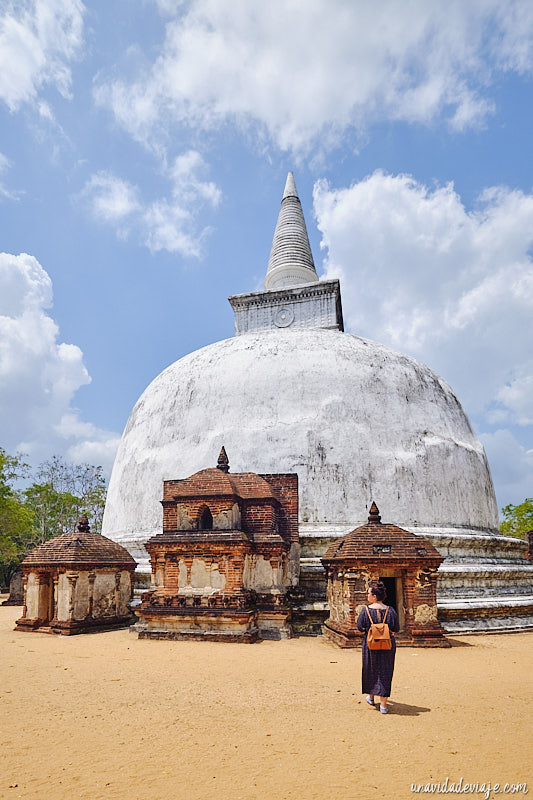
[274,306,294,327]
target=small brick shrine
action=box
[322,502,449,647]
[15,515,136,635]
[135,448,299,642]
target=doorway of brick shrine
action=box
[379,574,405,632]
[38,575,54,627]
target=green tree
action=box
[0,448,35,587]
[0,450,108,588]
[24,456,107,539]
[500,498,533,539]
[23,482,80,544]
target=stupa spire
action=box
[264,171,319,291]
[282,171,298,199]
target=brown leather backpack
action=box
[365,605,392,650]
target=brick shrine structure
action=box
[15,515,136,635]
[322,502,449,647]
[135,448,299,642]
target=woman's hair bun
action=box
[370,581,387,601]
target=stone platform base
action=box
[441,614,533,634]
[138,628,258,643]
[291,604,329,635]
[135,606,259,642]
[15,614,135,635]
[135,599,294,641]
[256,610,292,640]
[322,624,451,648]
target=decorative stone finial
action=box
[77,514,90,533]
[264,171,319,291]
[368,502,381,524]
[217,446,230,473]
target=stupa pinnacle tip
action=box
[282,171,298,199]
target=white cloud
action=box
[0,0,84,112]
[95,0,533,154]
[81,150,221,257]
[53,413,120,472]
[494,374,533,427]
[169,150,221,207]
[82,171,140,224]
[313,171,533,479]
[0,252,119,474]
[480,430,533,509]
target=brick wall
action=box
[260,473,298,543]
[241,499,277,536]
[163,495,239,530]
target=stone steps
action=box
[442,616,533,634]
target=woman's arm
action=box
[390,607,400,633]
[356,607,369,632]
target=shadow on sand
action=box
[386,701,431,716]
[445,637,475,648]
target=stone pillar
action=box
[66,573,78,620]
[155,557,166,588]
[87,572,96,618]
[114,571,121,616]
[22,574,28,618]
[35,573,49,621]
[527,531,533,563]
[2,571,24,606]
[52,575,59,622]
[402,573,416,638]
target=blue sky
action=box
[1,0,532,515]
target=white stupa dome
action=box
[103,172,533,634]
[103,327,498,568]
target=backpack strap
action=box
[366,605,390,624]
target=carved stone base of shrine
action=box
[15,612,135,635]
[134,599,258,642]
[134,589,293,642]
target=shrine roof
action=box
[164,468,279,502]
[322,503,443,563]
[22,515,136,569]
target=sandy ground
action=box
[1,598,532,800]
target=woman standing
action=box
[356,581,399,714]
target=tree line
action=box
[0,447,106,588]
